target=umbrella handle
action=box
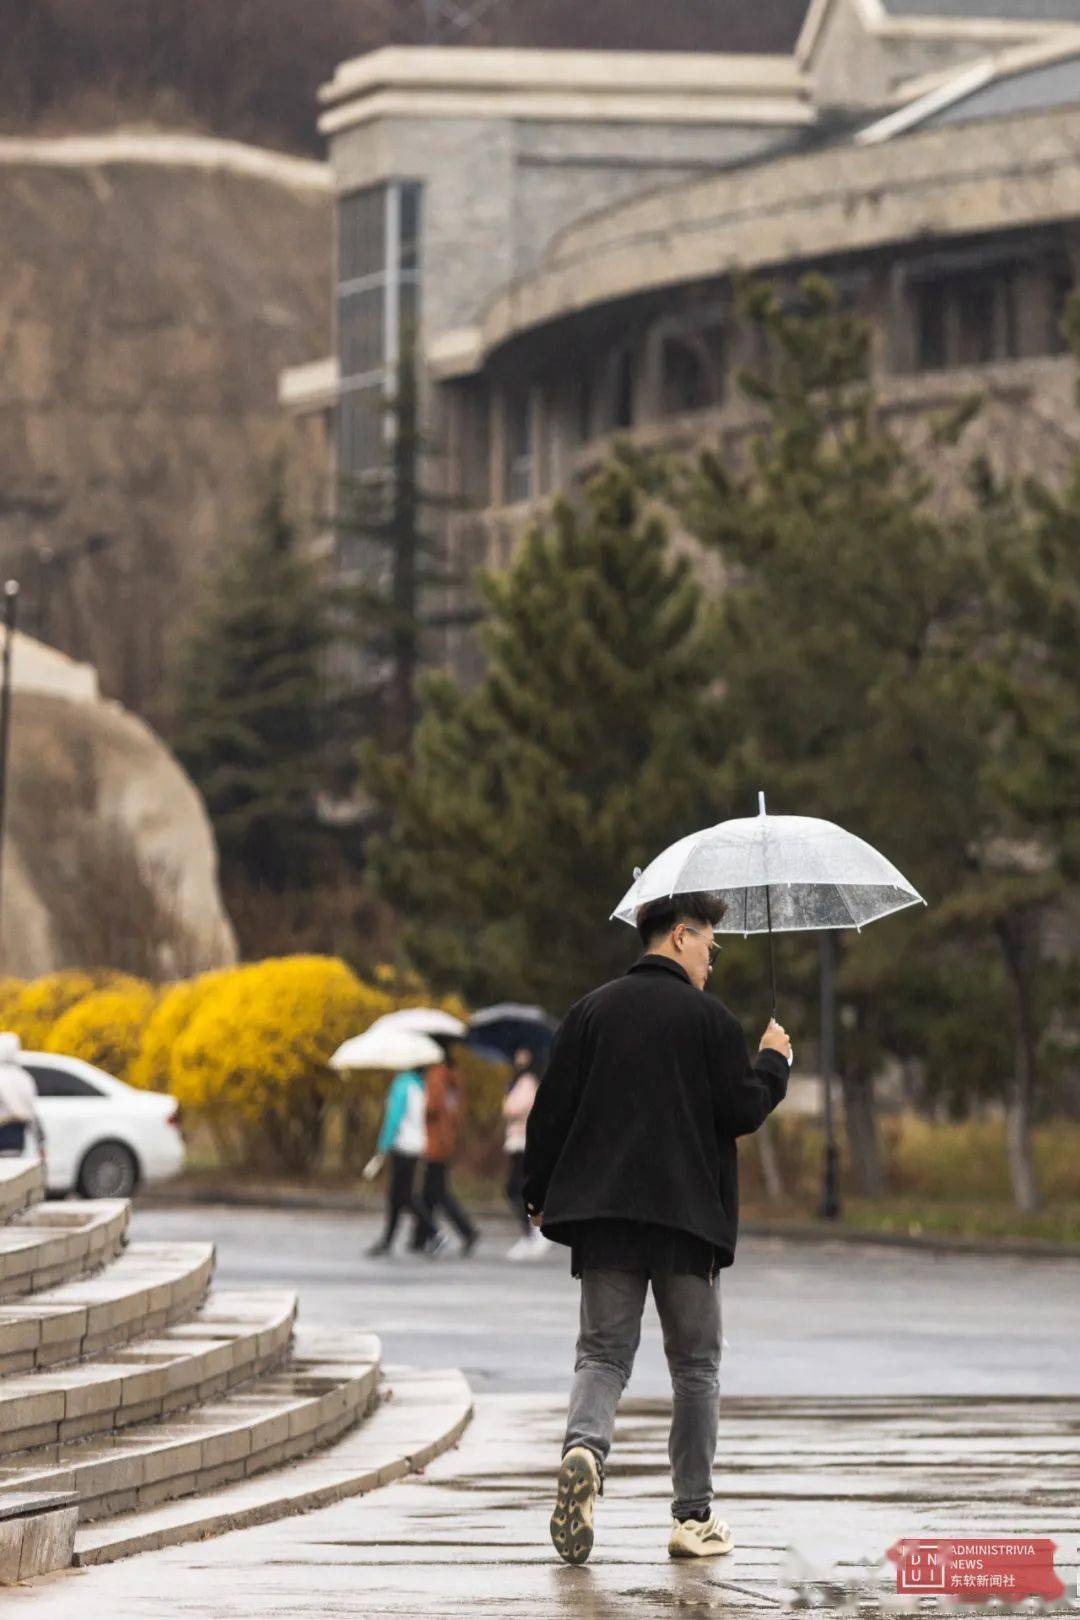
[765,883,778,1021]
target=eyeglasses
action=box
[680,924,723,967]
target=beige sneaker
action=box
[550,1445,602,1565]
[668,1512,735,1558]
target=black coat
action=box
[522,954,789,1270]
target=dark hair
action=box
[635,891,727,948]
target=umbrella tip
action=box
[758,790,767,816]
[633,866,642,880]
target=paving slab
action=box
[6,1390,1078,1617]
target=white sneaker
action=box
[550,1446,602,1565]
[668,1512,735,1559]
[506,1235,532,1261]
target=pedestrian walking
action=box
[504,1048,549,1261]
[522,892,792,1566]
[411,1044,479,1257]
[364,1066,440,1257]
[0,1033,41,1156]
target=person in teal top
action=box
[364,1069,440,1257]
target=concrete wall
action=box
[330,114,799,347]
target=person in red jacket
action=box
[412,1044,478,1257]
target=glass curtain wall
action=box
[337,181,422,487]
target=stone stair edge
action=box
[0,1288,299,1457]
[0,1201,130,1300]
[0,1337,382,1523]
[0,1241,215,1375]
[0,1161,46,1223]
[72,1363,471,1566]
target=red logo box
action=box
[886,1537,1064,1601]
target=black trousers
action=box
[414,1160,476,1247]
[506,1151,531,1235]
[380,1152,437,1249]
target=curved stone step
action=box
[0,1328,380,1526]
[0,1242,214,1375]
[72,1362,472,1565]
[0,1289,296,1456]
[0,1161,45,1224]
[0,1201,129,1301]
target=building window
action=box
[612,346,635,430]
[912,267,1018,373]
[505,391,534,504]
[1049,266,1074,354]
[915,284,948,371]
[660,335,714,416]
[336,181,422,482]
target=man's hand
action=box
[759,1018,793,1062]
[528,1207,543,1228]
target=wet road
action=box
[131,1203,1080,1398]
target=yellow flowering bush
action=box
[0,978,25,1031]
[8,971,101,1049]
[47,981,158,1082]
[172,955,391,1174]
[128,969,234,1093]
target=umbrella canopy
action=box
[467,1003,558,1062]
[369,1007,468,1039]
[330,1026,443,1072]
[612,794,924,935]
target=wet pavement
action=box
[129,1204,1080,1397]
[7,1204,1080,1614]
[14,1388,1080,1618]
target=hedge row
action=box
[0,961,502,1177]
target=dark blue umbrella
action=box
[466,1003,558,1064]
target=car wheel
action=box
[76,1141,138,1199]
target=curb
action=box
[135,1187,1080,1263]
[742,1220,1080,1261]
[72,1366,474,1566]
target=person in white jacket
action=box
[503,1048,550,1261]
[0,1033,42,1157]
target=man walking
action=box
[522,892,792,1566]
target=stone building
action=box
[280,0,1080,674]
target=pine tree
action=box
[680,274,1076,1210]
[171,459,331,892]
[361,451,721,1009]
[335,355,475,755]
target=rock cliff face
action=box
[0,133,333,719]
[3,631,236,978]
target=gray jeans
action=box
[562,1267,721,1521]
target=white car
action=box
[20,1051,185,1199]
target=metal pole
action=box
[818,929,842,1219]
[0,580,20,963]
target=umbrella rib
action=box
[833,881,859,930]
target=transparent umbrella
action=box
[612,792,925,1013]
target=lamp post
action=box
[0,580,20,963]
[818,929,842,1219]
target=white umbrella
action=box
[612,792,924,1010]
[330,1026,443,1072]
[369,1007,467,1038]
